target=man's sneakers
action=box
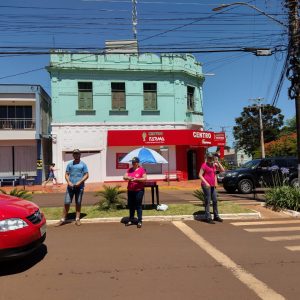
[55,219,66,227]
[55,218,82,226]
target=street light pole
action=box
[258,105,265,159]
[213,1,300,186]
[285,0,300,186]
[212,2,288,28]
[250,98,265,158]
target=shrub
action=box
[265,186,300,211]
[0,188,33,200]
[192,189,205,205]
[95,185,126,210]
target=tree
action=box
[233,104,284,156]
[280,116,296,136]
[265,133,297,157]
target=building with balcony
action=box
[47,42,225,183]
[0,84,52,185]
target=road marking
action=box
[245,227,300,233]
[263,235,300,242]
[285,246,300,251]
[172,221,285,300]
[231,220,300,226]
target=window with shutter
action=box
[143,83,157,110]
[78,82,93,110]
[111,82,126,110]
[187,86,195,111]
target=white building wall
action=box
[52,124,106,183]
[52,123,178,183]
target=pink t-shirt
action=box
[127,167,146,191]
[200,162,216,187]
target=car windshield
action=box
[240,159,261,169]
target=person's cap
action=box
[131,157,140,163]
[73,149,81,154]
[206,153,213,159]
[213,153,220,158]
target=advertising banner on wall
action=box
[116,153,129,169]
[107,129,226,147]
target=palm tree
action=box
[95,185,126,210]
[192,189,205,205]
[0,188,32,200]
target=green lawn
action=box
[41,201,253,220]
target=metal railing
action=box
[0,118,36,130]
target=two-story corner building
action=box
[47,43,225,183]
[0,84,52,185]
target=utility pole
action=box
[285,0,300,186]
[250,98,265,158]
[132,0,138,40]
[213,1,299,184]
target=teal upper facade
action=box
[48,52,205,127]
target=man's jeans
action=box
[128,190,144,222]
[202,186,219,220]
[64,186,84,205]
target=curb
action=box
[260,203,300,218]
[282,209,300,217]
[46,212,261,226]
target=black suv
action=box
[222,157,298,194]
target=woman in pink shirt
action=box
[123,157,147,228]
[199,153,225,224]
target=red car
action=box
[0,194,46,260]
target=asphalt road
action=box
[31,188,263,207]
[1,220,299,299]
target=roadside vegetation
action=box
[0,188,32,200]
[265,186,300,212]
[41,201,252,220]
[95,185,126,210]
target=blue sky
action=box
[0,0,295,146]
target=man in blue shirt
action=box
[56,149,89,226]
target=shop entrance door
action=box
[187,150,197,180]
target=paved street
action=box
[1,219,300,299]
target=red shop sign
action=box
[107,129,225,147]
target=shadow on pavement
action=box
[67,212,87,220]
[0,244,48,276]
[192,210,205,221]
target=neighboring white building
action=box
[0,84,52,185]
[223,148,252,167]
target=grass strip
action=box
[41,202,253,220]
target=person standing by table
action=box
[199,153,225,224]
[123,157,147,228]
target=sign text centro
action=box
[193,131,212,139]
[142,131,165,144]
